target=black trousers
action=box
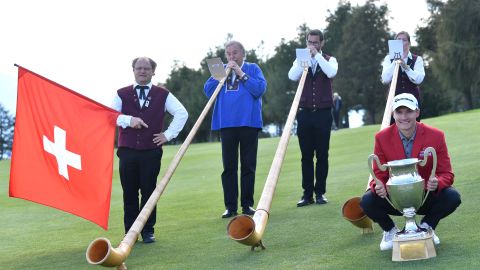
[220,127,259,212]
[297,108,332,199]
[117,147,163,234]
[360,187,461,231]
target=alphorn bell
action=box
[86,67,231,269]
[341,60,401,232]
[227,61,309,250]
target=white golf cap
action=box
[392,93,418,111]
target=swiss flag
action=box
[9,65,120,230]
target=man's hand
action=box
[153,133,168,146]
[427,176,439,191]
[129,117,148,129]
[375,182,388,198]
[308,45,318,57]
[226,61,244,77]
[399,59,410,71]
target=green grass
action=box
[1,110,479,270]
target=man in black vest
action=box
[111,57,188,243]
[381,31,425,122]
[288,29,338,207]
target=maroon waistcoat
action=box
[393,54,421,102]
[117,85,169,150]
[299,54,334,109]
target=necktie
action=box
[136,85,148,100]
[311,59,317,74]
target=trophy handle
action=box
[418,147,437,205]
[368,154,396,207]
[368,154,387,183]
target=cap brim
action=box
[393,102,417,110]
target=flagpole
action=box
[86,68,231,269]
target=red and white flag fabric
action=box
[9,65,120,230]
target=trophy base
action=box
[392,231,436,261]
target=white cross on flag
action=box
[9,65,120,230]
[43,125,82,180]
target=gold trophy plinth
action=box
[392,229,436,261]
[369,147,438,261]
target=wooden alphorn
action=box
[341,60,401,233]
[371,60,401,187]
[227,63,309,250]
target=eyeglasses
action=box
[307,40,321,45]
[134,67,152,71]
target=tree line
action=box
[165,0,479,143]
[0,103,15,159]
[1,0,478,155]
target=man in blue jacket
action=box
[204,41,267,218]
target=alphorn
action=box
[227,63,309,250]
[370,60,401,186]
[342,60,401,232]
[86,68,231,269]
[379,60,401,130]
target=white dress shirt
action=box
[288,51,338,81]
[111,83,188,141]
[381,52,425,85]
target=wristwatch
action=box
[241,74,249,82]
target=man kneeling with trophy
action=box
[360,93,461,252]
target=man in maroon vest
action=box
[111,57,188,243]
[288,29,338,207]
[382,31,425,122]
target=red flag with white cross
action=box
[9,65,120,230]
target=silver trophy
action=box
[368,147,437,261]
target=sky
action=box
[0,0,430,115]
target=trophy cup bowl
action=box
[384,158,425,234]
[385,158,424,210]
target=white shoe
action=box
[420,222,440,245]
[380,227,398,251]
[432,232,440,245]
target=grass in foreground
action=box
[0,109,479,269]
